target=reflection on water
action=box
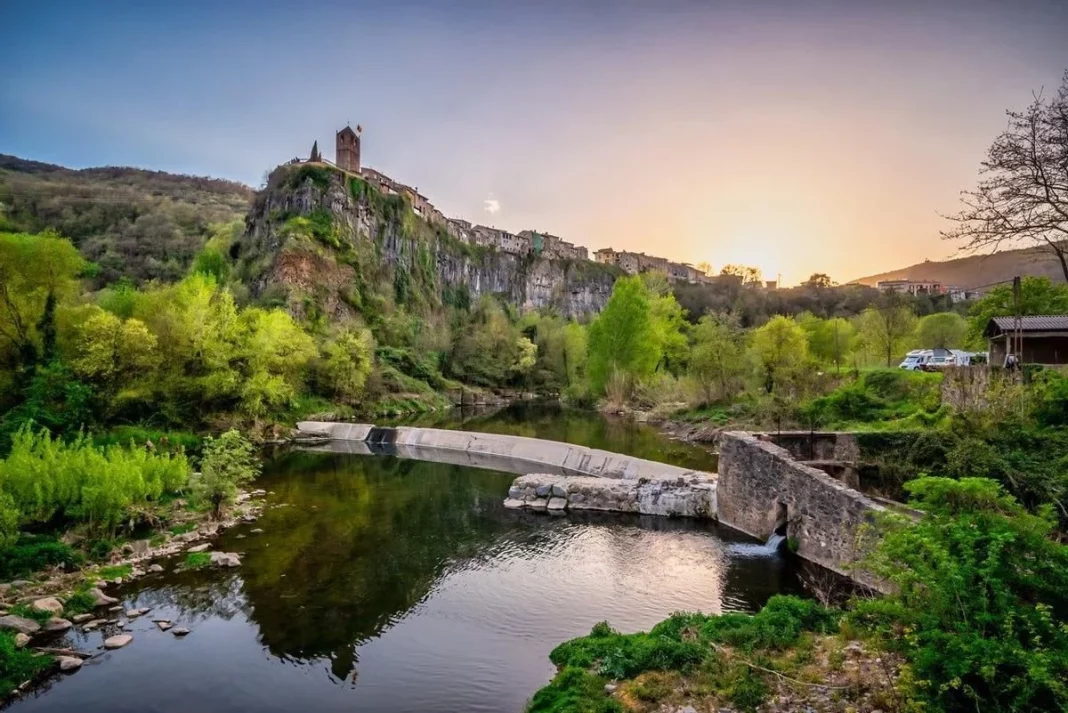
[12,406,794,713]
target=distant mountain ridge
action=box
[0,153,253,285]
[851,244,1068,291]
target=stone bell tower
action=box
[335,124,361,173]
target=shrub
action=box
[190,430,259,517]
[0,426,191,535]
[0,630,50,692]
[700,595,837,652]
[0,534,81,580]
[861,477,1068,712]
[184,551,211,569]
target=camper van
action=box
[898,350,933,370]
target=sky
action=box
[3,0,1067,284]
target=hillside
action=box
[852,243,1068,290]
[0,154,253,285]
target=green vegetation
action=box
[0,630,49,693]
[0,535,81,580]
[531,477,1068,713]
[0,154,250,285]
[184,551,211,569]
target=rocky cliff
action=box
[234,163,619,321]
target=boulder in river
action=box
[0,615,41,635]
[171,627,190,636]
[148,564,164,573]
[103,634,132,649]
[72,614,93,624]
[155,620,172,631]
[14,633,30,648]
[31,597,64,615]
[210,552,241,568]
[187,543,211,553]
[57,656,82,672]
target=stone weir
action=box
[295,422,717,518]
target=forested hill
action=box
[852,243,1068,289]
[0,154,253,285]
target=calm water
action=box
[13,406,800,713]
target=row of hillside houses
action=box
[314,125,704,276]
[593,248,712,284]
[876,279,979,303]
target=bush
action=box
[0,534,81,580]
[861,477,1068,712]
[700,595,838,652]
[190,430,259,517]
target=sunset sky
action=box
[4,0,1067,284]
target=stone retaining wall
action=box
[718,431,886,585]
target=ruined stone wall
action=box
[718,431,886,583]
[939,366,1021,411]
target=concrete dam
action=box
[295,422,888,584]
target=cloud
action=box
[483,197,500,214]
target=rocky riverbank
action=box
[0,489,265,701]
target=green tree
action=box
[748,315,808,393]
[237,307,317,418]
[688,313,745,403]
[915,312,968,349]
[800,315,855,374]
[192,430,259,517]
[856,295,918,366]
[317,326,375,403]
[448,296,521,387]
[0,231,85,367]
[587,277,660,396]
[66,307,159,393]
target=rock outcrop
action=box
[235,164,620,320]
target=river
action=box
[11,405,803,713]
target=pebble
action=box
[72,614,93,624]
[171,627,190,636]
[124,607,151,618]
[155,620,173,631]
[604,683,617,694]
[108,605,123,613]
[148,564,164,573]
[14,633,29,648]
[187,543,211,553]
[250,528,264,534]
[103,634,133,649]
[44,617,72,632]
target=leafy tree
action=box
[800,314,855,374]
[316,326,375,403]
[914,312,968,349]
[65,306,159,395]
[447,296,521,387]
[511,336,538,382]
[0,231,85,367]
[856,295,918,366]
[943,70,1068,282]
[689,313,745,403]
[643,274,689,375]
[802,273,834,289]
[587,277,660,396]
[191,430,259,517]
[561,322,589,401]
[237,307,316,418]
[966,276,1068,343]
[748,315,808,393]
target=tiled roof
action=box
[987,315,1068,334]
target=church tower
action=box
[335,125,361,173]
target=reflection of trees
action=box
[233,452,557,680]
[124,571,248,624]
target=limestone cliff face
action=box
[236,164,619,321]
